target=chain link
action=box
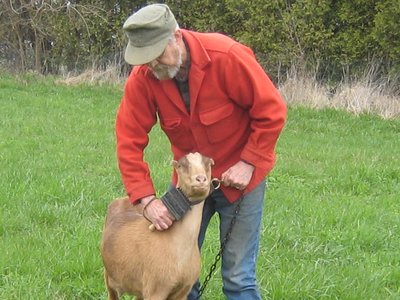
[197,194,244,299]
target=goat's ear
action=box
[172,160,179,169]
[210,158,215,166]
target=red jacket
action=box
[116,29,287,203]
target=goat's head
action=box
[172,152,214,201]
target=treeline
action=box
[1,0,399,84]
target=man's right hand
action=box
[141,195,175,231]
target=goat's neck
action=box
[170,201,204,249]
[170,184,205,243]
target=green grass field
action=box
[1,73,399,299]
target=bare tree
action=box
[0,0,114,73]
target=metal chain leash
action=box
[196,193,245,299]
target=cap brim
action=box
[124,37,169,65]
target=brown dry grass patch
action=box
[280,69,399,119]
[56,65,399,119]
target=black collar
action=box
[160,185,210,221]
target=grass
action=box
[0,73,399,299]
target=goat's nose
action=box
[196,175,207,183]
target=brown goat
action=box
[101,152,214,300]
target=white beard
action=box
[151,47,182,81]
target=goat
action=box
[101,152,214,300]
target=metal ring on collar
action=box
[211,178,221,190]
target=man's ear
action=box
[174,29,182,42]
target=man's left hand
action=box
[221,160,255,190]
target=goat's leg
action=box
[104,270,119,300]
[142,295,168,300]
[142,287,170,300]
[167,285,192,300]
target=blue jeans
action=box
[188,180,266,300]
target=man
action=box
[115,3,286,299]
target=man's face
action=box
[147,38,182,81]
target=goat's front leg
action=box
[143,287,171,300]
[104,271,119,300]
[167,284,192,300]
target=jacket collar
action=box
[181,29,211,70]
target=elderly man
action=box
[115,3,286,299]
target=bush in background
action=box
[1,0,399,113]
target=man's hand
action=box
[221,160,255,191]
[141,195,175,231]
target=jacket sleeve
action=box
[115,69,158,203]
[224,44,287,173]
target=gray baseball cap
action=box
[123,4,178,65]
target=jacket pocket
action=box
[160,117,192,150]
[199,102,239,143]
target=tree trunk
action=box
[16,26,26,72]
[34,29,42,73]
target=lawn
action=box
[0,73,399,299]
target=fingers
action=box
[144,199,175,231]
[221,161,255,190]
[221,173,244,189]
[154,212,174,231]
[221,173,246,190]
